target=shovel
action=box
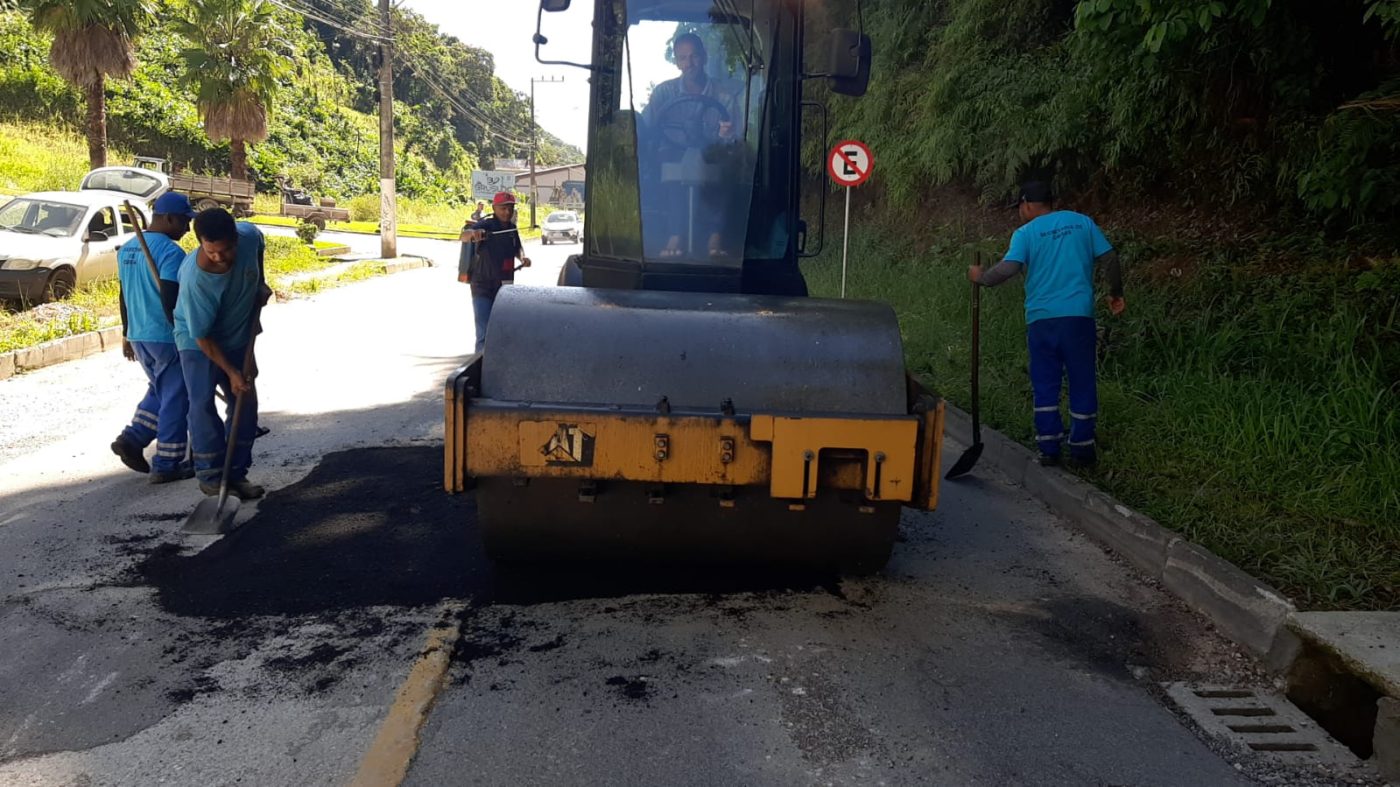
[945,250,985,480]
[182,330,259,535]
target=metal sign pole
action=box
[841,186,851,298]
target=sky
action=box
[401,0,597,154]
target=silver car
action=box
[541,210,581,245]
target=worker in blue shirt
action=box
[969,181,1125,467]
[110,192,198,483]
[174,209,268,500]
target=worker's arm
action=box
[969,259,1023,287]
[195,337,249,396]
[118,283,135,361]
[1096,252,1125,316]
[159,280,180,324]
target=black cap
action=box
[1018,180,1054,204]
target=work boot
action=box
[198,479,266,500]
[110,436,150,474]
[1037,453,1060,468]
[148,465,195,485]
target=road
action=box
[0,233,1363,786]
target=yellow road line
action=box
[350,603,464,787]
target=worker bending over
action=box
[969,181,1125,467]
[174,209,268,499]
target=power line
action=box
[269,0,388,42]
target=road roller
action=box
[444,0,944,574]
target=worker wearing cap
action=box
[110,192,198,483]
[969,181,1125,467]
[174,208,268,500]
[459,191,531,354]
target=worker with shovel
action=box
[174,209,268,501]
[968,181,1125,468]
[110,193,198,483]
[459,191,530,354]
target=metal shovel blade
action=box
[181,494,241,535]
[944,441,984,480]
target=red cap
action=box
[493,191,516,206]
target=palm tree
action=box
[177,0,288,181]
[24,0,148,169]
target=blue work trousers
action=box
[180,347,257,484]
[121,341,189,473]
[472,295,494,354]
[1028,317,1098,459]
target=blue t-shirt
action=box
[117,232,185,343]
[173,223,264,352]
[1004,210,1113,324]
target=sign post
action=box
[826,139,873,298]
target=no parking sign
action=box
[828,139,873,297]
[827,140,873,188]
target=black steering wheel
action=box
[656,94,732,150]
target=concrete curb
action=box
[0,258,434,381]
[942,404,1298,668]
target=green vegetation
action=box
[0,121,119,195]
[0,4,581,203]
[819,0,1400,231]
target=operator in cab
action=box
[641,33,746,261]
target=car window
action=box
[547,212,576,222]
[88,207,117,238]
[0,198,85,237]
[81,168,167,199]
[119,205,146,234]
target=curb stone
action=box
[942,404,1297,668]
[1,258,435,380]
[1376,697,1399,782]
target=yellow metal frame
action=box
[444,361,947,509]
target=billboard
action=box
[472,170,517,200]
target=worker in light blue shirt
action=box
[969,181,1126,467]
[110,192,198,483]
[174,209,267,500]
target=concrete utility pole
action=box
[529,75,564,229]
[378,0,397,259]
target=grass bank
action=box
[806,214,1399,611]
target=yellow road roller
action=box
[445,0,944,574]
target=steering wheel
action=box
[656,94,732,150]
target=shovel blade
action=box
[944,442,984,480]
[182,495,241,535]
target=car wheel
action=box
[196,198,221,212]
[44,267,76,302]
[543,236,550,245]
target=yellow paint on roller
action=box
[350,604,463,787]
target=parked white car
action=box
[0,190,154,304]
[541,210,581,245]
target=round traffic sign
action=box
[827,140,873,187]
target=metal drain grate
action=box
[1163,683,1361,766]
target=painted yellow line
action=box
[350,603,464,787]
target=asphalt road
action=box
[0,234,1365,786]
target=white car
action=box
[0,190,154,304]
[541,210,581,245]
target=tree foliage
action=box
[0,2,582,201]
[822,0,1400,229]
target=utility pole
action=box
[529,75,564,229]
[377,0,397,259]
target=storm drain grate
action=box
[1163,683,1361,766]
